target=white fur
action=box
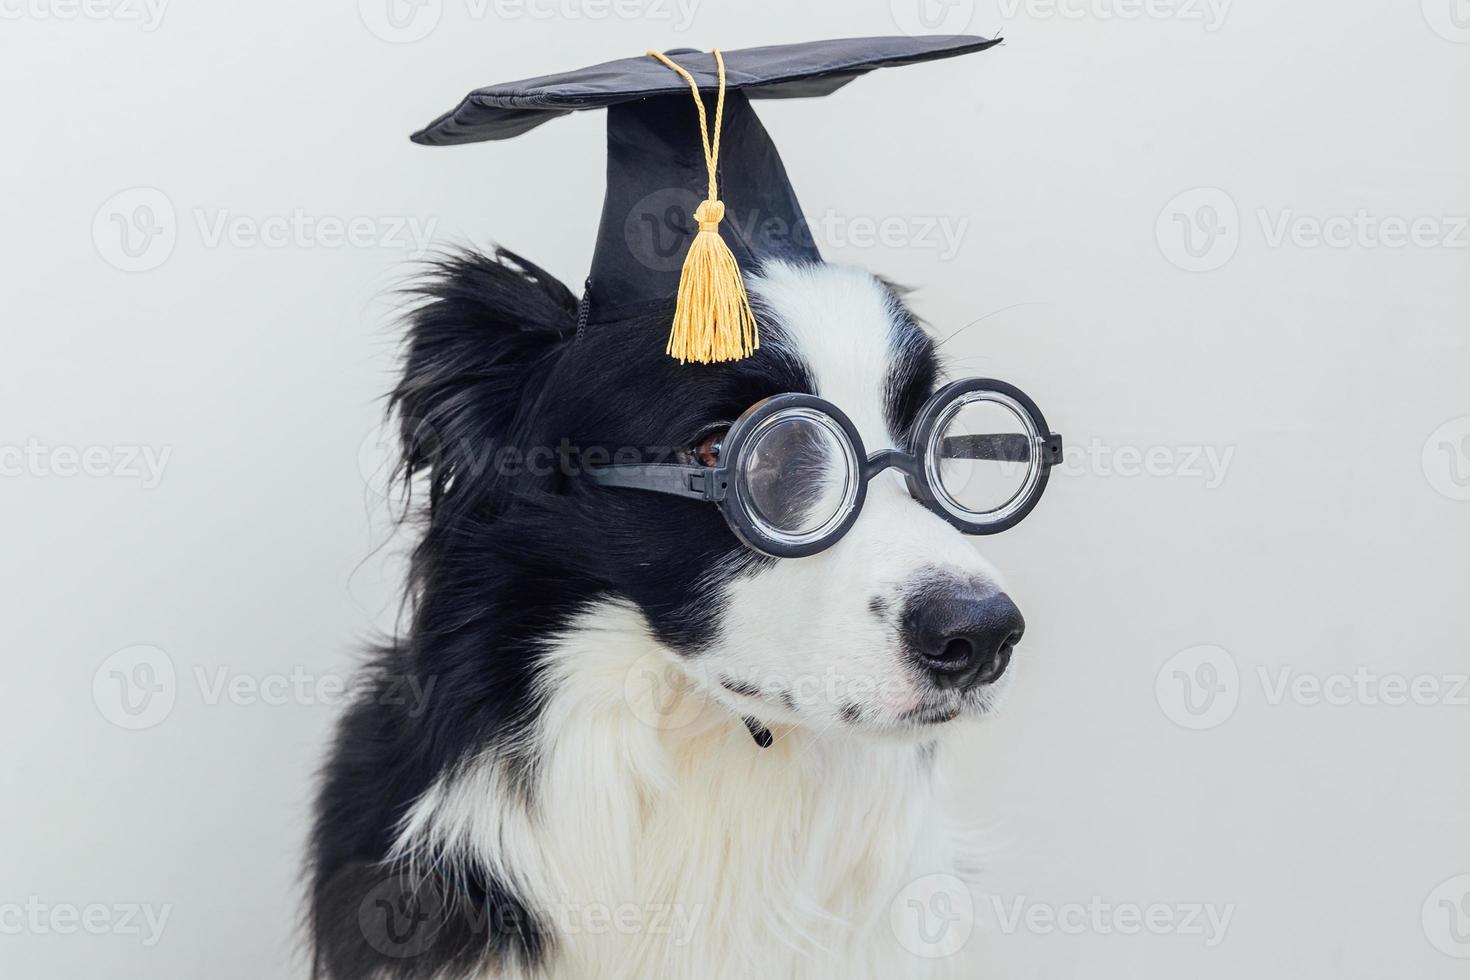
[392,264,1006,978]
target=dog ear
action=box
[390,247,577,511]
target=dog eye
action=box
[694,428,728,468]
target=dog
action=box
[308,247,1026,978]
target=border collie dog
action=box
[309,249,1024,979]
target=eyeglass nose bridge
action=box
[863,448,922,481]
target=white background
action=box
[3,0,1469,976]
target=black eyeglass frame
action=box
[583,378,1062,559]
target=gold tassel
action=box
[646,48,760,364]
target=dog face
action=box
[531,262,1024,736]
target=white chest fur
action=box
[392,602,980,979]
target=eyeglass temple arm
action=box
[940,433,1064,464]
[582,463,727,501]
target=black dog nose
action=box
[901,589,1025,691]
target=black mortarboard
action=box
[413,35,1001,362]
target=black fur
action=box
[881,289,939,444]
[308,248,940,978]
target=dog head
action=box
[394,252,1024,743]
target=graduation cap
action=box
[413,35,1001,363]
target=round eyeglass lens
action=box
[925,392,1041,524]
[735,408,858,545]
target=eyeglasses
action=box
[584,378,1062,558]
